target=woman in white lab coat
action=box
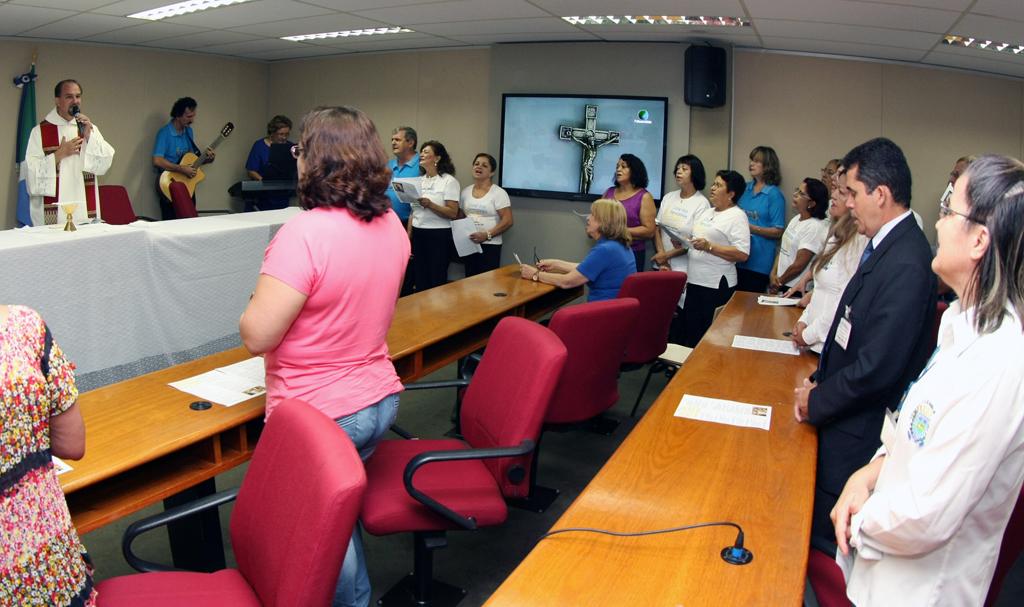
[831,154,1024,606]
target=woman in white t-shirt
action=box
[652,154,710,342]
[789,169,868,353]
[409,140,460,291]
[769,177,829,295]
[680,169,751,347]
[460,153,513,276]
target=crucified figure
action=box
[559,105,620,194]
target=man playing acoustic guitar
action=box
[152,96,215,219]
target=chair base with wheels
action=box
[630,343,693,417]
[376,531,468,607]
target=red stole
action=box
[39,121,96,217]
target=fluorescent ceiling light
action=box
[283,27,413,42]
[943,34,1024,55]
[563,15,750,27]
[128,0,252,21]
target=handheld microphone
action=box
[70,104,84,137]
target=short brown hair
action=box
[297,106,391,221]
[266,114,292,136]
[590,198,631,247]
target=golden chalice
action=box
[61,203,79,232]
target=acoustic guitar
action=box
[159,122,234,199]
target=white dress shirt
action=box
[798,232,869,353]
[845,301,1024,606]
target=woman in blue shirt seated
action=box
[244,114,294,211]
[519,198,635,301]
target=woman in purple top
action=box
[603,153,656,272]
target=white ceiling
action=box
[2,0,1023,78]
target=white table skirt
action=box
[1,208,299,390]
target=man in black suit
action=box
[794,137,937,554]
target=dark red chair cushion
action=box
[545,298,639,424]
[458,317,567,497]
[96,185,138,225]
[362,438,508,536]
[95,570,259,607]
[807,548,852,607]
[617,272,687,364]
[169,181,198,219]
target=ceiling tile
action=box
[849,0,972,10]
[93,0,180,17]
[82,21,205,44]
[0,4,75,35]
[140,30,261,49]
[198,38,301,54]
[954,14,1024,44]
[450,32,601,44]
[353,0,550,26]
[244,45,353,60]
[971,0,1024,22]
[759,37,929,62]
[330,37,468,53]
[163,0,335,29]
[412,17,579,37]
[19,14,138,40]
[10,0,114,9]
[756,19,941,50]
[745,0,960,33]
[301,0,449,10]
[528,0,746,16]
[228,13,386,37]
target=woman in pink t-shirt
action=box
[240,106,409,607]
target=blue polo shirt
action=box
[152,121,197,173]
[737,181,785,275]
[577,238,636,302]
[387,154,420,222]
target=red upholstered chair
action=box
[95,184,158,224]
[512,298,639,512]
[95,399,366,607]
[168,181,233,219]
[985,484,1024,606]
[362,316,567,606]
[807,548,853,607]
[615,271,688,416]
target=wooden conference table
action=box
[486,292,818,607]
[63,266,582,535]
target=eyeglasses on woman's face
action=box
[938,198,974,222]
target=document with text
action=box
[674,394,773,431]
[169,356,266,407]
[392,178,423,205]
[757,295,800,306]
[732,335,801,355]
[52,456,72,475]
[451,217,483,257]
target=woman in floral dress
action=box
[1,305,95,606]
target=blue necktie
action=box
[858,240,875,268]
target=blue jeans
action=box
[332,393,400,607]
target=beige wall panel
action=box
[881,63,1023,243]
[267,49,491,182]
[733,50,883,212]
[1,40,268,226]
[489,42,691,268]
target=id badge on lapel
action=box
[835,305,852,350]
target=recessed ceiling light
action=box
[282,27,414,42]
[562,15,750,27]
[943,34,1024,56]
[128,0,253,21]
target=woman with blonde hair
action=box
[789,168,869,352]
[519,198,635,301]
[240,106,409,607]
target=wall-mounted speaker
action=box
[684,46,727,108]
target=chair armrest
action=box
[390,424,416,439]
[122,487,240,573]
[403,440,535,531]
[402,378,471,392]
